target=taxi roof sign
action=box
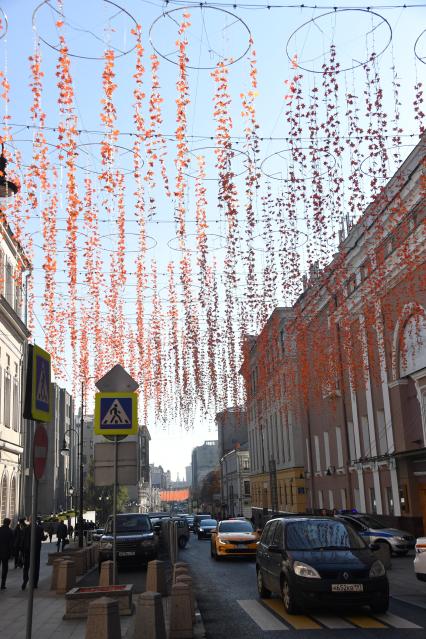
[23,344,52,422]
[94,392,138,437]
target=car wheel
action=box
[256,567,271,598]
[370,595,389,614]
[281,576,298,614]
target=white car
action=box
[414,537,426,581]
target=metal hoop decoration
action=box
[149,5,251,70]
[185,146,249,180]
[286,9,392,74]
[0,8,8,41]
[32,0,137,60]
[359,144,421,180]
[167,233,226,253]
[260,147,336,182]
[414,29,426,65]
[99,232,157,253]
[76,142,144,175]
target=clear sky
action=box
[1,0,425,477]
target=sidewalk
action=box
[388,553,426,609]
[0,540,206,639]
[0,541,134,639]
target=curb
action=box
[194,604,206,638]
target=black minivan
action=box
[256,517,389,614]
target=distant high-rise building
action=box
[191,440,218,495]
[216,407,248,458]
[185,465,192,486]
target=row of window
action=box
[249,410,292,473]
[345,201,424,299]
[0,365,20,431]
[0,473,17,521]
[0,250,24,318]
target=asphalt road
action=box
[183,534,426,639]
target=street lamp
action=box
[69,485,74,511]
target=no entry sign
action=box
[33,424,48,480]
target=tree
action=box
[84,461,129,524]
[199,469,221,512]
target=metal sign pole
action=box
[25,444,38,639]
[112,435,118,584]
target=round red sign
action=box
[33,424,48,480]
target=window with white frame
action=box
[335,427,344,468]
[314,435,321,472]
[5,260,13,306]
[323,431,331,469]
[4,368,11,427]
[12,375,19,431]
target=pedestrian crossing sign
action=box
[28,344,52,422]
[94,392,138,436]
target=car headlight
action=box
[393,536,405,542]
[199,528,204,532]
[369,560,386,578]
[219,539,228,545]
[293,561,321,579]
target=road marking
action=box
[238,600,289,631]
[375,613,423,629]
[262,599,322,629]
[311,614,355,629]
[345,615,386,628]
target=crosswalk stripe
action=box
[262,599,322,629]
[238,600,289,631]
[345,615,386,628]
[374,613,423,629]
[311,614,355,629]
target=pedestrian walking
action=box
[22,517,47,590]
[13,518,26,568]
[56,520,68,552]
[0,518,15,590]
[46,522,54,543]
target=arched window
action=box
[0,473,8,520]
[400,314,426,377]
[9,475,16,521]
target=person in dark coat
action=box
[0,518,15,589]
[22,518,47,590]
[13,518,26,568]
[56,520,68,552]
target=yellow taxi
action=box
[210,518,259,560]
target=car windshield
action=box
[106,515,151,533]
[286,520,366,550]
[219,521,254,533]
[200,519,217,527]
[355,516,387,530]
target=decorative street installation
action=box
[2,1,426,430]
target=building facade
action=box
[38,384,74,516]
[241,308,306,526]
[0,222,30,522]
[241,135,425,534]
[221,445,251,518]
[191,440,219,497]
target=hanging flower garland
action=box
[174,11,191,244]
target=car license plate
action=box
[331,584,363,592]
[237,544,247,549]
[118,551,135,557]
